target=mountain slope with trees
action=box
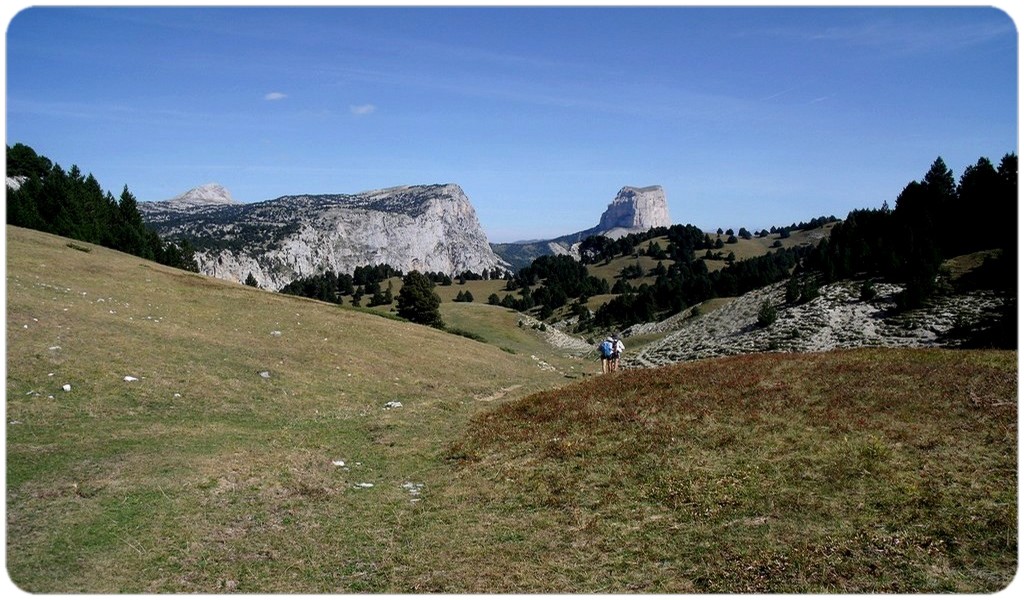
[6,143,198,272]
[503,154,1015,348]
[806,155,1016,309]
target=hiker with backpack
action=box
[611,335,625,371]
[598,334,626,374]
[599,336,615,374]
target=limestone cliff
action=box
[140,183,509,290]
[592,185,672,239]
[492,185,672,269]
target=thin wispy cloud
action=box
[265,92,287,101]
[790,15,1013,55]
[350,104,376,116]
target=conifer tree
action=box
[396,270,444,328]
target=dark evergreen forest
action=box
[805,155,1017,308]
[6,143,198,272]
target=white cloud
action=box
[350,104,376,116]
[264,92,287,101]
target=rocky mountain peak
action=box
[596,185,671,237]
[489,184,676,269]
[169,183,237,206]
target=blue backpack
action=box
[599,339,614,358]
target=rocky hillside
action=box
[622,279,1008,368]
[141,183,509,290]
[492,185,672,269]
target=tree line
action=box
[510,154,1015,333]
[804,154,1016,309]
[279,263,401,306]
[6,143,198,272]
[480,229,809,330]
[590,245,806,330]
[278,264,445,328]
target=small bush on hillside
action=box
[860,280,877,302]
[788,275,822,305]
[757,300,778,328]
[800,282,821,303]
[446,327,485,343]
[785,278,800,304]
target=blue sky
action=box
[4,4,1018,242]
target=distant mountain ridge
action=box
[491,185,672,269]
[167,183,238,206]
[140,183,508,290]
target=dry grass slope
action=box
[5,225,1017,593]
[5,226,565,593]
[438,348,1017,593]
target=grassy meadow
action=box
[5,225,1017,593]
[5,226,567,592]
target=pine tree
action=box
[757,300,777,327]
[396,271,444,328]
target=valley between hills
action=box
[5,224,1017,593]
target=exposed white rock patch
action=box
[141,183,510,289]
[624,280,1007,368]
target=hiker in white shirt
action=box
[611,335,625,371]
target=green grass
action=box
[698,225,835,272]
[5,226,566,592]
[6,225,1017,593]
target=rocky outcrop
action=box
[492,185,673,269]
[591,185,672,239]
[140,183,509,290]
[6,175,28,190]
[622,279,1008,368]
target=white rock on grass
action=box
[403,482,424,496]
[123,376,138,382]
